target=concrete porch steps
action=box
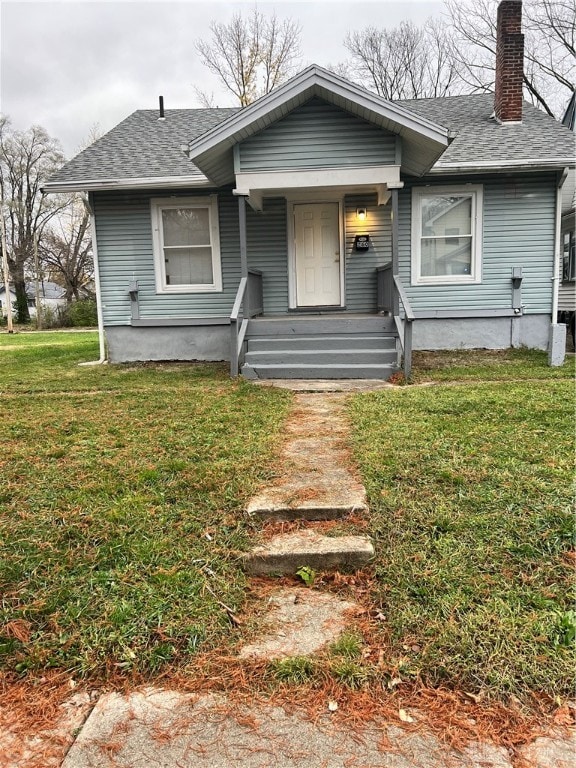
[242,336,398,381]
[242,314,399,380]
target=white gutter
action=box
[42,174,211,194]
[552,169,568,322]
[431,158,576,173]
[79,200,107,366]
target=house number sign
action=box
[354,234,370,251]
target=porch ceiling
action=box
[234,165,402,210]
[186,66,450,187]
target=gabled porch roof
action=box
[185,65,452,187]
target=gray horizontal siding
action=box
[246,198,289,314]
[558,282,575,312]
[344,194,391,312]
[398,174,556,315]
[238,98,397,172]
[93,189,241,325]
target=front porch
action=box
[230,189,414,380]
[230,256,414,380]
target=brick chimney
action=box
[494,0,524,123]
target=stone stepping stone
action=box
[243,530,374,575]
[247,481,368,522]
[239,588,358,660]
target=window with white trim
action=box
[151,196,222,293]
[411,185,483,285]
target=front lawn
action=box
[0,332,290,677]
[350,359,574,700]
[1,335,574,705]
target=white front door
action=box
[294,202,341,307]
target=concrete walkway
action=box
[247,393,368,521]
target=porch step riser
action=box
[245,350,397,366]
[242,363,398,380]
[247,317,395,336]
[248,335,396,351]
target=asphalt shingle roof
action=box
[48,108,238,184]
[398,93,575,169]
[48,92,574,186]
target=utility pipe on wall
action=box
[551,169,567,322]
[80,194,107,365]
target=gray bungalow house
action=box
[45,0,574,378]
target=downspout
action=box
[79,193,107,365]
[552,169,567,322]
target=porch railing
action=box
[376,264,393,313]
[393,275,415,380]
[230,268,263,377]
[376,265,415,380]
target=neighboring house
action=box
[558,90,575,341]
[0,281,67,318]
[44,0,575,378]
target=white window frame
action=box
[151,195,222,293]
[411,184,483,286]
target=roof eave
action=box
[430,158,576,174]
[42,174,212,194]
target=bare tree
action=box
[0,116,68,323]
[344,18,462,100]
[40,195,93,304]
[195,10,302,106]
[445,0,576,117]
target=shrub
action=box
[67,298,97,327]
[38,305,67,329]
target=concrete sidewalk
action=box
[58,689,574,768]
[2,686,574,768]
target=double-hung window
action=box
[411,185,483,285]
[151,196,222,293]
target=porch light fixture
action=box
[356,207,367,221]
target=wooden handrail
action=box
[230,271,264,376]
[393,274,415,322]
[230,276,247,323]
[392,274,414,379]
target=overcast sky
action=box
[1,0,443,159]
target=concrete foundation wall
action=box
[412,314,550,351]
[105,325,230,363]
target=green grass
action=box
[410,348,575,383]
[350,365,575,699]
[1,334,574,703]
[0,331,290,677]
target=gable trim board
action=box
[185,67,451,185]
